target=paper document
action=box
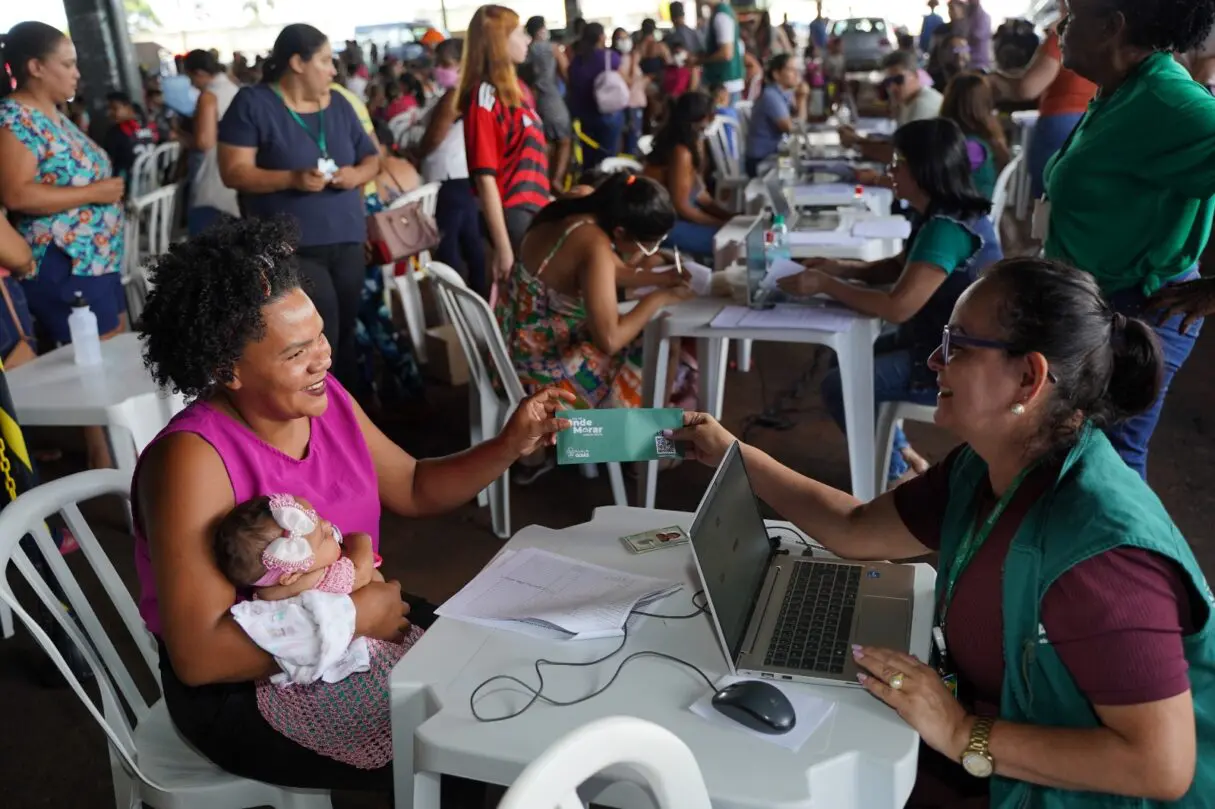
[709,304,860,333]
[791,184,863,206]
[761,257,808,290]
[851,218,912,240]
[556,407,685,465]
[786,230,866,248]
[437,547,682,639]
[634,259,713,297]
[689,675,837,752]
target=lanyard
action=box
[938,463,1036,627]
[272,84,327,158]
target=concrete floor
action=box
[1,322,1211,808]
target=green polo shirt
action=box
[1043,52,1215,295]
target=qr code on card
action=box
[654,433,678,458]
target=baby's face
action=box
[293,496,342,574]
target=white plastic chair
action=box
[153,141,181,185]
[129,149,161,199]
[427,262,628,538]
[498,716,711,809]
[124,184,179,325]
[875,401,938,494]
[705,116,748,213]
[0,470,332,809]
[990,153,1023,249]
[384,182,441,364]
[599,156,643,173]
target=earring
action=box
[1010,403,1025,416]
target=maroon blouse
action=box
[893,447,1196,718]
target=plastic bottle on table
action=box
[68,292,102,366]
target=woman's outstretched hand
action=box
[666,411,738,467]
[503,387,577,457]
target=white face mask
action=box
[673,52,688,67]
[615,38,633,54]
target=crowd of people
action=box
[3,1,1215,807]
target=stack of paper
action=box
[436,548,682,640]
[708,304,861,333]
[633,259,713,297]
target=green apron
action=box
[940,425,1215,809]
[702,2,744,88]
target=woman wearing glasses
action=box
[781,118,1002,485]
[497,173,695,422]
[672,258,1212,809]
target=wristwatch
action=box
[961,717,996,778]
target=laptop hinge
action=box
[740,563,781,658]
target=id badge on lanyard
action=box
[932,625,960,698]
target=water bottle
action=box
[68,292,102,366]
[766,214,791,264]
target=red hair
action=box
[456,5,523,111]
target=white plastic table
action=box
[6,332,163,477]
[637,297,883,509]
[390,506,935,809]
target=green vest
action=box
[941,426,1215,809]
[702,2,744,87]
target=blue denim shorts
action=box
[23,245,125,345]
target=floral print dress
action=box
[0,100,124,277]
[496,220,698,410]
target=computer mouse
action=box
[711,680,796,735]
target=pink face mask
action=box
[434,66,459,90]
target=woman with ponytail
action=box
[674,258,1213,809]
[217,23,381,390]
[498,172,694,416]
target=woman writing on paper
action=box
[497,173,698,452]
[780,118,1002,486]
[671,257,1212,809]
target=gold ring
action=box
[889,672,905,690]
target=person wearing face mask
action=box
[523,17,572,187]
[614,27,649,157]
[219,24,381,391]
[497,172,695,420]
[662,43,695,98]
[412,38,490,296]
[643,92,732,258]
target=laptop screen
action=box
[688,443,775,664]
[765,176,793,219]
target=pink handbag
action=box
[367,199,441,265]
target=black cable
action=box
[469,590,716,723]
[739,348,830,444]
[768,526,811,548]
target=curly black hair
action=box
[1111,0,1215,53]
[213,495,280,587]
[139,216,302,401]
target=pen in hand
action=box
[674,247,684,278]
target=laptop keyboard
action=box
[764,562,861,673]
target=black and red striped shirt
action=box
[464,82,550,212]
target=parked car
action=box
[831,17,897,72]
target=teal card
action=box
[557,408,685,465]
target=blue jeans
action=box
[624,108,644,157]
[820,334,939,482]
[1028,112,1083,200]
[581,110,625,170]
[1104,269,1204,480]
[664,220,718,259]
[433,179,488,296]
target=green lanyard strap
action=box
[272,84,328,158]
[939,463,1037,626]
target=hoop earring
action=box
[1010,403,1025,416]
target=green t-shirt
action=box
[906,216,978,273]
[1043,52,1215,295]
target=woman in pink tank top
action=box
[133,216,573,793]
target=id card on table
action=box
[556,408,684,465]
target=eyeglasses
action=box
[881,73,907,88]
[935,325,1058,383]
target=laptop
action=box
[687,442,916,687]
